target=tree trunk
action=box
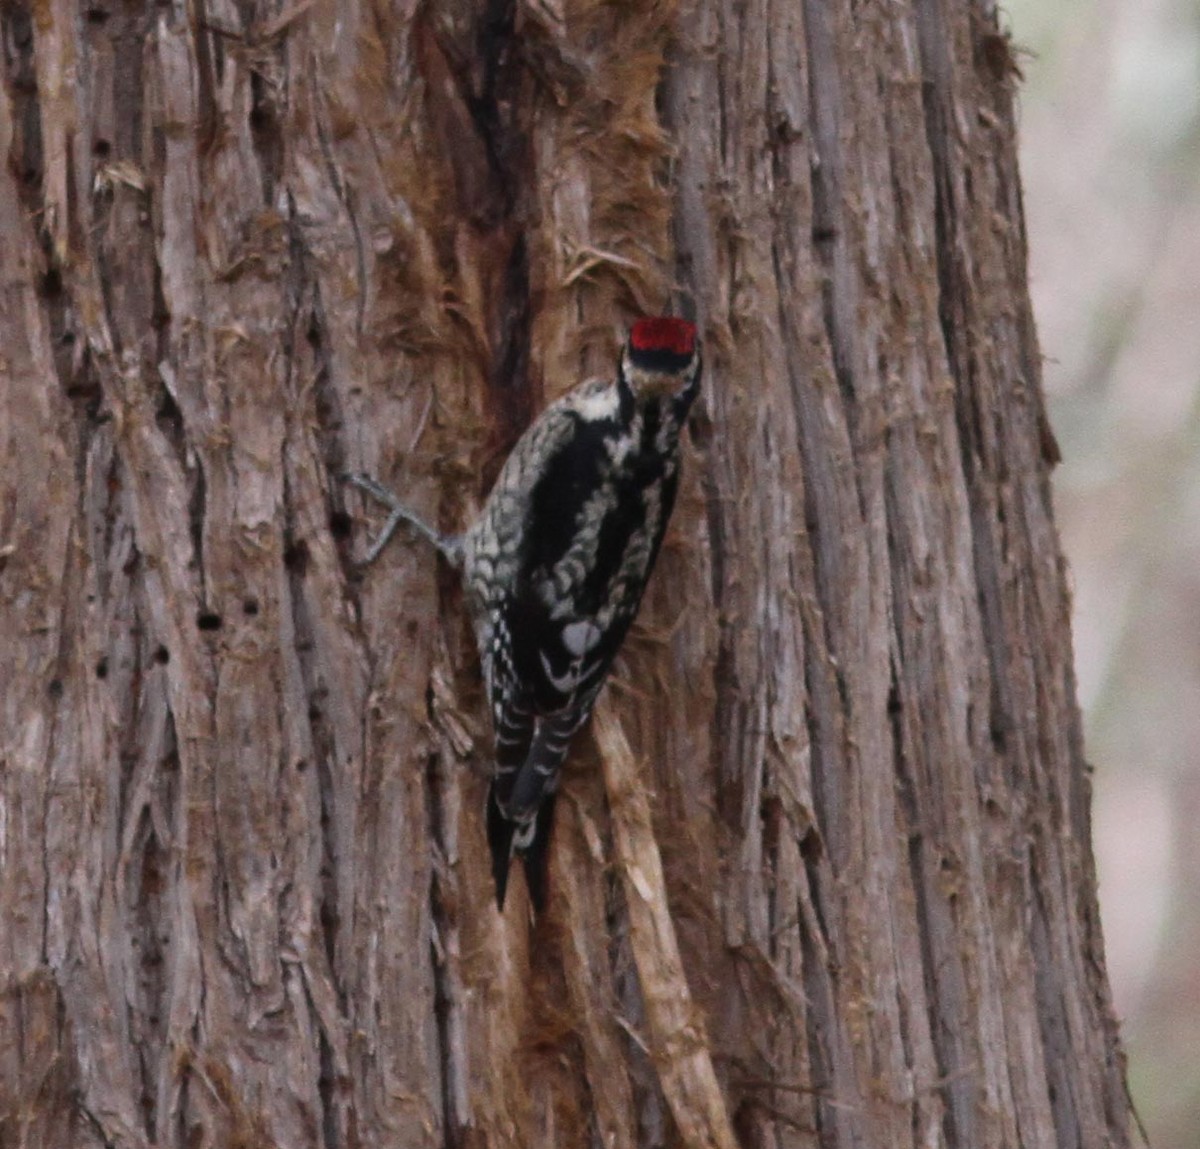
[0,2,1132,1147]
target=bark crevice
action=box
[3,5,44,216]
[1030,843,1083,1149]
[416,1,536,466]
[800,0,854,409]
[425,726,466,1149]
[912,0,1018,779]
[890,653,962,1149]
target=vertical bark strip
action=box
[0,1,1131,1147]
[594,703,738,1149]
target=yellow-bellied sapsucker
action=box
[349,317,701,910]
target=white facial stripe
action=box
[573,386,620,421]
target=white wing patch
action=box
[539,619,604,695]
[562,620,602,657]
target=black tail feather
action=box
[487,785,517,910]
[485,784,558,913]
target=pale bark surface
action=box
[0,2,1130,1148]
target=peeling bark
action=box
[1,2,1130,1147]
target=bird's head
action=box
[620,317,702,411]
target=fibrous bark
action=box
[0,2,1131,1147]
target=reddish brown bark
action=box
[0,2,1131,1147]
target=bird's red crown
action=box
[630,317,697,359]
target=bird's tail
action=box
[486,784,558,912]
[486,708,584,911]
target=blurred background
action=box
[1008,0,1200,1144]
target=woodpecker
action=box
[348,317,701,911]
